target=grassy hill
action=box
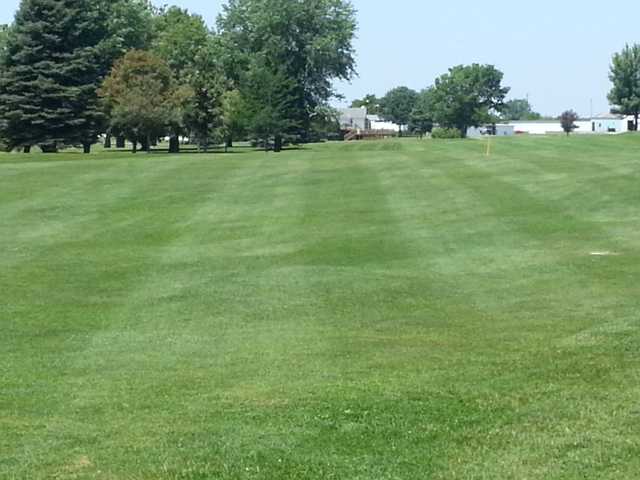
[2,135,640,479]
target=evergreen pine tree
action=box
[0,25,9,60]
[0,0,108,152]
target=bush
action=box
[431,127,462,139]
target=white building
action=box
[338,108,403,133]
[504,115,632,135]
[589,113,629,133]
[367,114,401,132]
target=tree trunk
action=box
[398,125,403,138]
[635,113,639,131]
[40,143,57,153]
[104,134,112,148]
[132,138,137,153]
[150,137,158,146]
[82,142,91,154]
[274,135,282,153]
[141,136,150,152]
[116,135,125,148]
[169,134,179,154]
[226,136,233,149]
[23,145,31,153]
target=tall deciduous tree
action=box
[181,38,226,153]
[153,9,224,153]
[380,86,418,136]
[430,64,510,137]
[98,0,156,67]
[409,88,435,137]
[560,110,578,136]
[99,50,183,152]
[351,94,381,115]
[152,6,210,82]
[309,105,341,141]
[501,98,541,121]
[608,44,640,131]
[217,0,357,141]
[97,0,157,147]
[0,0,109,152]
[221,89,248,150]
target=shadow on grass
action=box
[0,143,314,165]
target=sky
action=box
[2,0,639,117]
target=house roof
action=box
[592,113,624,119]
[339,107,367,120]
[505,120,561,124]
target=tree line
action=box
[350,64,512,139]
[0,0,357,153]
[352,41,640,138]
[2,1,639,152]
[352,71,553,139]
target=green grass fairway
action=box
[2,135,640,479]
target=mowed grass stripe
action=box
[432,142,640,344]
[1,155,265,475]
[2,151,377,478]
[386,139,640,478]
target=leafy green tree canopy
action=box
[351,94,381,115]
[99,50,185,152]
[221,89,249,149]
[182,40,227,152]
[96,0,157,72]
[501,98,541,121]
[151,13,225,153]
[241,57,299,152]
[217,0,357,139]
[309,105,341,141]
[380,86,419,136]
[152,6,210,81]
[608,43,640,131]
[409,88,435,137]
[430,64,510,137]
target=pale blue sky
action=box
[2,0,638,116]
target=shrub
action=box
[431,127,462,139]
